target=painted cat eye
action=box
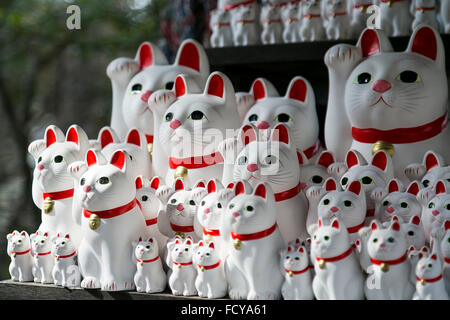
[422,179,430,188]
[98,177,110,185]
[427,263,433,268]
[341,177,348,186]
[373,238,378,243]
[146,245,150,249]
[206,253,210,256]
[229,203,235,209]
[407,231,414,236]
[80,178,86,186]
[246,205,254,212]
[276,113,291,123]
[131,83,142,94]
[361,176,374,185]
[201,201,205,206]
[447,237,450,243]
[354,72,372,85]
[263,155,277,165]
[61,241,65,245]
[171,199,177,204]
[428,202,435,209]
[189,200,196,206]
[323,199,330,205]
[445,204,450,210]
[164,81,174,90]
[323,235,330,241]
[382,200,390,206]
[387,237,395,243]
[248,114,258,122]
[54,155,64,163]
[141,195,149,202]
[397,71,420,83]
[40,240,45,244]
[189,110,206,120]
[294,257,300,260]
[237,156,248,165]
[311,175,323,184]
[286,256,290,259]
[217,203,222,208]
[165,112,173,121]
[185,248,189,251]
[400,202,408,209]
[38,156,42,163]
[343,200,352,207]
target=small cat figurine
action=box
[350,0,374,38]
[107,39,209,139]
[300,0,325,41]
[281,1,302,43]
[439,220,450,294]
[411,0,439,31]
[402,216,427,250]
[405,151,450,190]
[439,0,450,33]
[51,233,81,288]
[69,149,147,291]
[325,0,350,40]
[232,123,309,242]
[223,182,285,300]
[230,2,260,46]
[7,231,33,282]
[413,252,449,300]
[317,178,366,241]
[28,125,89,248]
[260,3,283,44]
[378,0,412,36]
[193,241,227,299]
[157,178,207,242]
[30,231,54,284]
[299,150,336,190]
[133,237,166,293]
[195,179,234,259]
[166,236,197,296]
[280,244,314,300]
[311,218,364,300]
[240,77,322,163]
[210,8,234,48]
[365,220,415,300]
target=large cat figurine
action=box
[223,182,285,299]
[405,151,450,190]
[166,236,197,296]
[133,237,166,293]
[51,233,81,288]
[299,150,336,189]
[439,0,450,33]
[107,39,209,140]
[68,149,147,291]
[413,251,449,300]
[28,125,89,248]
[326,27,449,181]
[7,231,33,282]
[30,231,54,284]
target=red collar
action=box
[11,248,31,256]
[146,217,158,226]
[137,256,159,264]
[352,113,448,144]
[370,252,408,267]
[237,19,255,24]
[170,223,194,233]
[42,188,74,200]
[145,134,153,144]
[269,0,300,7]
[347,221,365,234]
[329,11,348,17]
[224,0,255,10]
[214,22,231,27]
[298,140,322,162]
[169,152,224,170]
[285,265,309,276]
[444,257,450,264]
[316,246,354,264]
[35,251,51,257]
[285,18,299,23]
[231,223,277,242]
[380,0,404,4]
[203,227,220,237]
[83,198,138,220]
[172,261,193,267]
[303,14,321,19]
[416,6,435,12]
[417,274,443,284]
[55,251,76,260]
[354,3,372,10]
[198,260,221,271]
[263,19,282,24]
[274,182,304,202]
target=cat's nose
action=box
[170,120,182,130]
[386,206,395,214]
[432,210,440,216]
[232,212,240,218]
[257,121,270,130]
[380,243,386,248]
[83,185,92,193]
[203,208,210,214]
[372,80,392,93]
[247,163,259,172]
[176,204,184,212]
[140,90,153,103]
[37,164,45,171]
[330,206,339,213]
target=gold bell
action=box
[380,263,390,272]
[88,214,101,230]
[175,231,186,239]
[420,279,426,286]
[178,264,183,269]
[318,259,326,269]
[147,143,153,162]
[204,235,213,243]
[387,0,392,7]
[174,166,188,179]
[288,271,294,278]
[372,141,394,158]
[200,266,205,272]
[43,197,54,214]
[12,253,16,258]
[140,261,144,267]
[55,257,60,262]
[233,239,242,250]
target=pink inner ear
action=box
[235,181,245,196]
[86,150,98,167]
[388,180,399,193]
[445,220,450,231]
[392,216,399,222]
[175,239,180,244]
[175,179,185,191]
[65,234,70,239]
[254,184,267,199]
[66,127,79,145]
[436,180,446,194]
[44,232,48,237]
[100,129,114,149]
[425,153,439,170]
[419,252,423,259]
[392,221,401,232]
[149,238,153,243]
[207,74,224,98]
[331,219,340,229]
[150,177,160,190]
[252,79,266,100]
[135,177,143,189]
[431,254,438,261]
[21,231,27,236]
[127,129,141,147]
[241,125,257,146]
[318,219,323,228]
[45,128,57,148]
[411,216,421,226]
[348,180,361,195]
[199,241,204,247]
[407,182,419,196]
[360,29,380,58]
[207,180,216,193]
[196,181,206,188]
[186,239,192,245]
[227,183,234,189]
[411,26,437,61]
[371,221,378,231]
[298,247,304,253]
[346,151,359,168]
[372,151,388,171]
[139,43,154,69]
[288,78,307,102]
[325,179,337,191]
[287,246,292,252]
[208,242,215,249]
[272,124,289,145]
[177,42,200,72]
[175,76,187,97]
[110,151,126,171]
[317,152,334,168]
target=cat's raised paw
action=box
[325,44,363,72]
[106,57,140,83]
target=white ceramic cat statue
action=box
[166,236,197,296]
[7,231,33,282]
[364,220,415,300]
[300,0,325,41]
[405,151,450,190]
[280,244,314,300]
[413,252,449,300]
[281,2,302,43]
[210,8,234,48]
[28,125,89,248]
[311,218,365,300]
[299,150,336,189]
[350,0,374,38]
[230,1,260,46]
[223,182,285,299]
[51,233,81,288]
[69,149,147,291]
[30,231,54,284]
[260,3,283,44]
[232,123,309,242]
[325,0,350,40]
[439,0,450,33]
[439,220,450,294]
[133,237,167,293]
[107,39,209,139]
[411,0,439,31]
[193,240,227,299]
[378,0,412,36]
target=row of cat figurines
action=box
[210,0,450,46]
[107,25,450,189]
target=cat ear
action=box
[174,39,209,76]
[135,42,168,69]
[435,180,447,195]
[135,176,144,190]
[207,179,221,194]
[250,78,279,101]
[348,180,362,195]
[410,215,421,226]
[271,123,290,146]
[371,150,390,173]
[204,72,225,99]
[185,238,192,246]
[234,181,246,196]
[64,234,70,239]
[98,127,118,149]
[406,25,444,65]
[331,218,340,230]
[44,125,64,148]
[28,139,46,160]
[174,74,189,98]
[424,151,444,170]
[357,28,393,58]
[392,215,399,222]
[66,125,89,151]
[406,181,420,196]
[318,218,323,228]
[150,176,160,190]
[148,237,154,243]
[240,124,257,146]
[194,180,206,189]
[110,150,127,172]
[253,183,267,200]
[126,129,142,147]
[431,253,438,261]
[285,76,311,104]
[325,177,337,191]
[287,246,292,252]
[208,242,215,249]
[297,151,308,165]
[86,149,99,167]
[445,220,450,231]
[298,246,304,253]
[371,220,379,231]
[346,149,367,168]
[174,178,185,191]
[388,179,400,193]
[317,151,335,169]
[198,241,204,247]
[390,221,401,232]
